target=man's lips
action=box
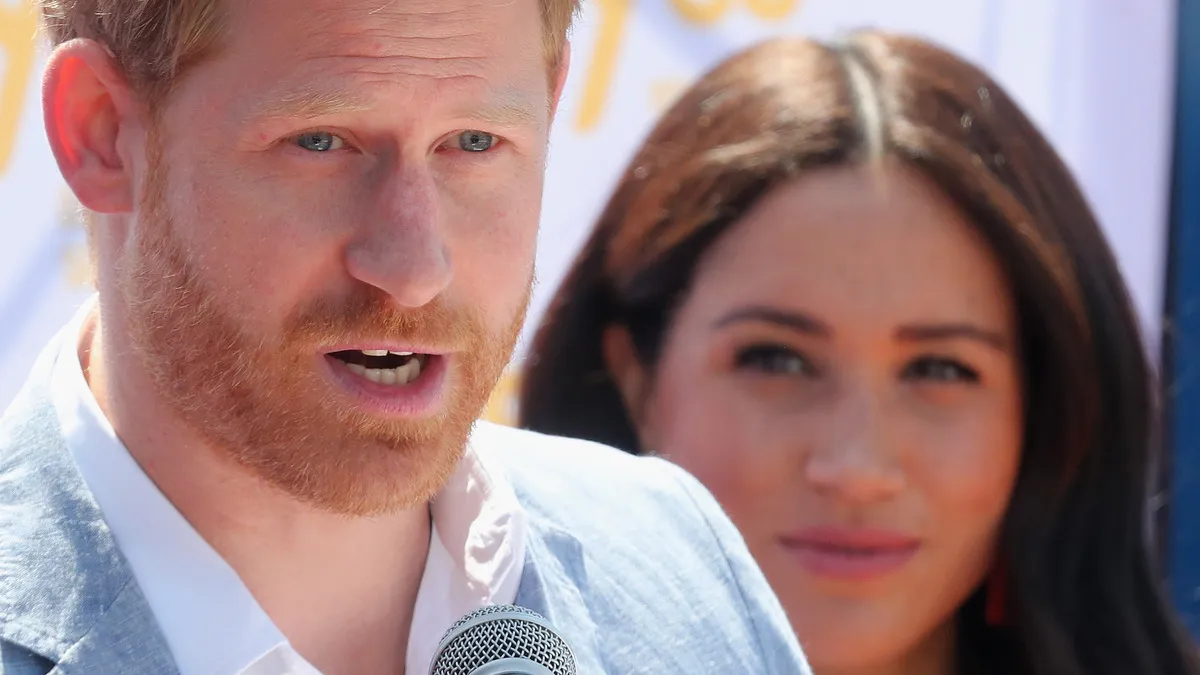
[328,350,429,386]
[319,346,450,416]
[322,342,449,356]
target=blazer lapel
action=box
[0,339,177,673]
[48,582,179,674]
[513,522,604,674]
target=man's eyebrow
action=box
[447,88,543,127]
[248,88,375,120]
[466,99,540,127]
[246,84,543,128]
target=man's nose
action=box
[344,165,452,309]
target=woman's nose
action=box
[803,389,906,504]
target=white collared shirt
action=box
[49,297,528,675]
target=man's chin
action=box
[236,425,470,516]
[166,364,484,515]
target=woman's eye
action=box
[293,131,345,153]
[456,130,498,152]
[902,357,979,384]
[734,345,814,376]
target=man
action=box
[0,0,811,673]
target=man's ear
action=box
[42,38,143,214]
[601,323,657,449]
[548,41,571,124]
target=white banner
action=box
[0,0,1176,425]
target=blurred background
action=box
[3,0,1200,633]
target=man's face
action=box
[115,0,555,515]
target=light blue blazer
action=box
[0,338,811,674]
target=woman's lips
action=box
[779,527,921,581]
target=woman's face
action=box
[620,163,1023,672]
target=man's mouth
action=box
[327,349,430,386]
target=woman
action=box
[518,32,1199,675]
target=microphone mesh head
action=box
[430,605,577,675]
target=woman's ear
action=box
[601,324,656,449]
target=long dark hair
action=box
[520,32,1199,675]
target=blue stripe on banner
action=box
[1167,0,1200,638]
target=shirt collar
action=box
[407,430,528,674]
[51,297,527,675]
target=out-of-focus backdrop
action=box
[7,0,1200,630]
[0,0,1178,417]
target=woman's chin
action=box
[789,608,957,675]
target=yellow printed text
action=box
[0,1,38,177]
[576,0,802,131]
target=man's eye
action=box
[457,130,498,152]
[294,132,344,152]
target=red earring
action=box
[985,561,1009,626]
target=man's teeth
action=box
[360,349,413,357]
[344,357,422,385]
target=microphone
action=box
[428,604,578,675]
